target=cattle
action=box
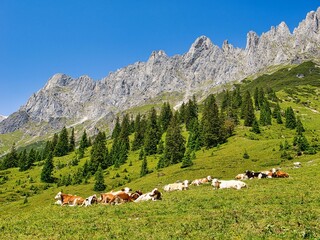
[245,170,262,179]
[191,176,212,186]
[109,192,133,205]
[82,194,98,207]
[212,178,247,190]
[235,173,248,180]
[134,188,162,202]
[294,162,301,168]
[130,190,143,201]
[99,193,117,204]
[163,180,189,192]
[54,192,85,206]
[273,170,289,178]
[109,187,132,195]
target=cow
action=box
[99,193,117,204]
[109,187,132,195]
[130,190,143,201]
[191,176,212,186]
[82,194,98,207]
[235,173,248,180]
[109,192,133,205]
[212,178,247,190]
[273,170,289,178]
[163,180,189,192]
[134,188,162,202]
[294,162,301,168]
[54,192,85,206]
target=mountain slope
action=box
[1,8,320,137]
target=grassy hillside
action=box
[1,62,320,239]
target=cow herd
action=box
[54,168,290,206]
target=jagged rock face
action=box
[0,115,7,123]
[1,7,320,135]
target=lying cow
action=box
[82,194,98,207]
[212,178,247,190]
[235,173,248,180]
[163,180,189,192]
[273,169,289,178]
[190,176,212,186]
[99,187,134,205]
[54,192,84,206]
[134,188,162,202]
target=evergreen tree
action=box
[26,148,36,170]
[285,107,296,129]
[40,151,54,183]
[119,114,130,151]
[178,102,186,124]
[18,149,28,171]
[221,90,231,112]
[51,133,59,152]
[2,142,19,169]
[181,148,193,168]
[159,102,173,132]
[112,116,121,139]
[201,94,224,148]
[73,167,83,185]
[69,127,75,152]
[187,119,201,151]
[93,165,106,191]
[90,131,107,173]
[251,117,261,134]
[185,96,198,131]
[293,133,309,152]
[254,87,260,110]
[157,139,164,154]
[144,107,161,155]
[259,99,272,126]
[242,91,255,126]
[54,126,69,157]
[296,117,305,135]
[160,113,186,167]
[139,148,145,160]
[131,113,144,151]
[140,155,149,177]
[78,130,89,159]
[231,85,242,109]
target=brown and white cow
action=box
[54,192,84,206]
[190,176,212,186]
[134,188,162,202]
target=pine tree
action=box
[18,149,28,171]
[139,148,145,160]
[131,113,145,151]
[90,131,107,173]
[221,90,231,112]
[26,148,36,170]
[112,116,121,139]
[201,94,224,148]
[185,96,198,131]
[242,91,255,126]
[69,127,75,152]
[181,148,193,168]
[78,130,89,159]
[140,155,149,177]
[2,142,19,169]
[54,126,69,157]
[187,119,201,151]
[159,102,173,132]
[93,165,106,191]
[296,117,305,135]
[231,85,242,109]
[254,87,260,110]
[178,102,186,124]
[157,140,164,154]
[285,107,296,129]
[144,107,161,155]
[119,114,130,151]
[251,117,261,134]
[160,113,186,167]
[40,151,54,183]
[259,99,272,126]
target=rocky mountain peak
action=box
[246,31,259,50]
[43,73,72,90]
[188,36,213,54]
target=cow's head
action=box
[54,191,62,200]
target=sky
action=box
[0,0,319,116]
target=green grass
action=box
[1,61,320,238]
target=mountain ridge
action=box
[1,7,320,136]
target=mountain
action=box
[0,115,7,123]
[1,7,320,136]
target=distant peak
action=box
[149,50,167,61]
[246,31,259,50]
[44,73,72,90]
[191,35,213,49]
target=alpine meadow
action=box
[1,6,320,240]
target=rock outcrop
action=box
[1,7,320,135]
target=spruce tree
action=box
[54,126,69,157]
[242,91,255,126]
[251,118,261,134]
[78,130,89,159]
[144,107,161,155]
[231,85,242,109]
[181,148,193,168]
[160,113,186,167]
[201,94,224,148]
[285,107,296,129]
[296,118,305,135]
[221,90,231,112]
[26,148,36,170]
[119,114,130,151]
[2,142,19,169]
[159,102,173,132]
[19,149,28,171]
[90,131,107,173]
[185,96,198,131]
[259,99,272,126]
[178,102,186,124]
[69,127,75,152]
[187,119,201,151]
[131,113,144,151]
[93,165,106,191]
[112,116,121,139]
[41,151,54,183]
[140,155,149,177]
[254,87,260,110]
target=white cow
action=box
[82,194,98,207]
[134,188,162,202]
[163,180,189,192]
[191,176,212,186]
[212,178,247,190]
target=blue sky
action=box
[0,1,319,116]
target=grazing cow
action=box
[294,162,301,168]
[273,170,289,178]
[130,190,143,201]
[163,180,189,192]
[191,176,212,186]
[235,173,248,180]
[134,188,162,202]
[54,192,85,206]
[82,194,98,207]
[212,179,247,190]
[109,192,133,205]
